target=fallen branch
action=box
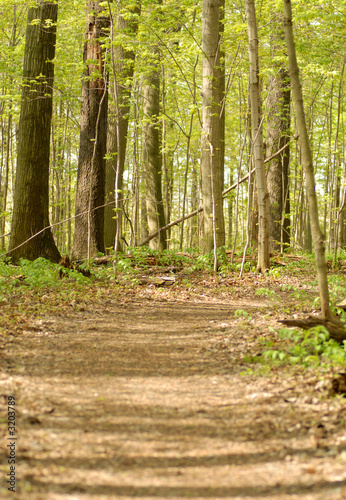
[222,138,297,197]
[139,139,298,247]
[138,207,203,247]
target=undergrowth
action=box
[1,248,345,376]
[262,326,346,368]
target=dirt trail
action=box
[1,297,346,499]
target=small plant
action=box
[259,326,346,369]
[116,258,133,273]
[19,258,61,288]
[255,287,277,298]
[234,309,252,320]
[195,253,213,271]
[328,274,346,304]
[289,289,308,299]
[281,284,296,292]
[267,268,281,278]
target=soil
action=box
[1,270,346,499]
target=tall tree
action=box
[266,25,291,252]
[8,0,60,264]
[283,0,332,318]
[104,0,140,253]
[142,2,166,251]
[200,0,225,254]
[245,0,270,272]
[72,0,109,260]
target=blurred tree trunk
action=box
[8,1,60,264]
[72,1,109,260]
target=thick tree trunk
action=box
[142,55,166,250]
[72,1,109,260]
[245,0,270,272]
[104,2,140,253]
[283,0,332,319]
[200,0,225,253]
[267,65,291,252]
[8,1,60,264]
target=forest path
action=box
[1,297,346,499]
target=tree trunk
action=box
[266,61,291,252]
[72,1,109,260]
[283,0,332,319]
[8,1,60,264]
[162,68,174,250]
[142,53,166,250]
[245,0,270,272]
[200,0,225,253]
[104,110,117,252]
[1,112,11,251]
[104,1,140,253]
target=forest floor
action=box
[1,256,346,499]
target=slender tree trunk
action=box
[72,1,109,260]
[245,0,270,272]
[283,0,332,319]
[190,157,199,247]
[132,93,140,245]
[162,68,175,250]
[8,1,60,264]
[1,113,11,250]
[105,109,117,251]
[200,0,225,254]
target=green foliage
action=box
[328,274,346,304]
[289,289,308,300]
[193,247,229,272]
[280,284,296,292]
[194,253,213,270]
[267,268,281,278]
[259,326,346,369]
[0,257,93,299]
[111,247,198,280]
[255,287,277,299]
[234,309,252,320]
[115,257,133,273]
[19,258,61,288]
[2,0,346,254]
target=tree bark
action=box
[283,0,332,318]
[142,17,167,251]
[8,1,60,264]
[104,1,140,253]
[200,0,225,253]
[245,0,270,272]
[72,1,109,260]
[266,62,291,252]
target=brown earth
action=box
[1,271,346,499]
